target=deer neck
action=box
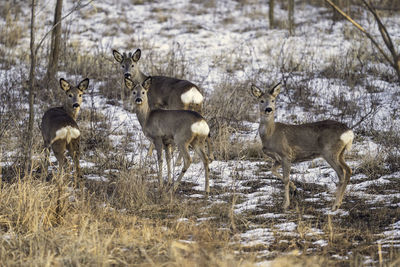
[135,102,151,130]
[64,102,80,120]
[132,68,148,84]
[260,114,276,138]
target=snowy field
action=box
[1,0,400,264]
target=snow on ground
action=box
[1,0,399,263]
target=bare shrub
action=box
[145,42,194,81]
[203,76,258,160]
[108,168,155,210]
[357,153,389,180]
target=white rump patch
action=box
[340,130,354,151]
[51,126,80,145]
[181,87,204,105]
[191,120,209,136]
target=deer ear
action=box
[60,78,71,92]
[124,77,135,90]
[250,84,263,98]
[78,78,89,91]
[269,83,281,97]
[113,49,123,63]
[132,49,141,62]
[142,76,151,91]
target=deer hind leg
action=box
[281,159,292,210]
[164,144,172,185]
[52,140,67,175]
[68,138,82,182]
[271,161,296,193]
[173,142,192,192]
[193,138,210,195]
[206,136,214,162]
[147,143,154,157]
[42,142,51,177]
[334,149,352,210]
[324,150,347,211]
[153,139,164,188]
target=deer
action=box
[250,82,354,211]
[112,49,204,112]
[124,76,212,194]
[41,78,89,179]
[113,48,207,160]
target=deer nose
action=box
[124,73,131,78]
[135,98,142,104]
[265,107,273,113]
[73,103,80,109]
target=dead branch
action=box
[325,0,400,81]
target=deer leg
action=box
[164,144,172,185]
[154,140,164,188]
[68,138,82,183]
[271,161,296,193]
[173,143,192,192]
[176,150,183,165]
[194,140,210,196]
[147,143,154,157]
[206,136,214,162]
[42,144,51,176]
[52,141,67,175]
[281,159,292,210]
[324,154,347,211]
[333,150,352,210]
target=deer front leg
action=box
[281,159,292,210]
[271,161,296,193]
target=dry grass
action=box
[0,172,251,266]
[1,1,400,266]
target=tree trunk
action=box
[46,0,63,85]
[288,0,294,35]
[25,0,36,174]
[269,0,274,28]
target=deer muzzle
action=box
[264,107,273,113]
[73,103,80,109]
[135,98,143,105]
[124,73,131,78]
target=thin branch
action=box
[362,0,398,64]
[324,0,395,69]
[350,104,379,130]
[34,0,94,55]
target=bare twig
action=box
[362,0,400,77]
[324,0,400,80]
[350,104,379,130]
[35,0,94,55]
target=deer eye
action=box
[121,65,124,69]
[260,100,264,103]
[69,94,73,98]
[79,94,82,97]
[132,91,136,95]
[131,64,134,67]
